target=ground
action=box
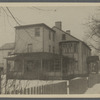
[85,83,100,94]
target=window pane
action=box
[15,60,22,72]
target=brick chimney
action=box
[55,21,62,30]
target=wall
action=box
[82,43,91,74]
[53,27,79,54]
[69,77,88,94]
[88,74,98,88]
[53,27,89,75]
[15,26,43,53]
[78,42,83,74]
[43,28,55,53]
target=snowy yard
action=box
[85,83,100,94]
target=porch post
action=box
[41,59,43,71]
[61,56,63,79]
[40,59,43,79]
[5,60,8,94]
[22,59,24,74]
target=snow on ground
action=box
[85,84,100,94]
[1,75,67,94]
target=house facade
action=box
[6,22,91,80]
[53,23,91,75]
[59,41,91,76]
[15,23,56,54]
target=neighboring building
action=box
[6,22,91,80]
[0,43,15,73]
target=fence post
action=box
[31,87,33,94]
[67,80,69,94]
[87,77,89,88]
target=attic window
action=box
[62,34,66,40]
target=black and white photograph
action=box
[0,3,99,96]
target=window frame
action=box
[35,27,40,37]
[49,31,51,40]
[27,44,32,53]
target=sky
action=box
[0,6,99,47]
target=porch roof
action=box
[6,52,75,61]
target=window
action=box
[62,34,66,40]
[14,60,22,72]
[49,31,51,40]
[53,46,55,53]
[27,44,32,53]
[8,61,14,71]
[42,60,54,72]
[8,52,11,56]
[26,61,34,72]
[74,43,78,53]
[62,42,78,54]
[53,33,55,41]
[35,28,40,37]
[49,45,51,53]
[25,60,40,72]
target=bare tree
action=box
[84,12,100,55]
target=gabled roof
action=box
[53,26,91,50]
[15,23,55,32]
[0,43,15,50]
[53,26,80,41]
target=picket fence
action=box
[6,81,67,94]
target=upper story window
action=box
[62,42,78,53]
[49,31,51,40]
[27,44,32,53]
[35,28,40,37]
[53,33,55,41]
[62,34,66,40]
[74,43,78,53]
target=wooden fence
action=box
[6,81,67,94]
[5,74,100,94]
